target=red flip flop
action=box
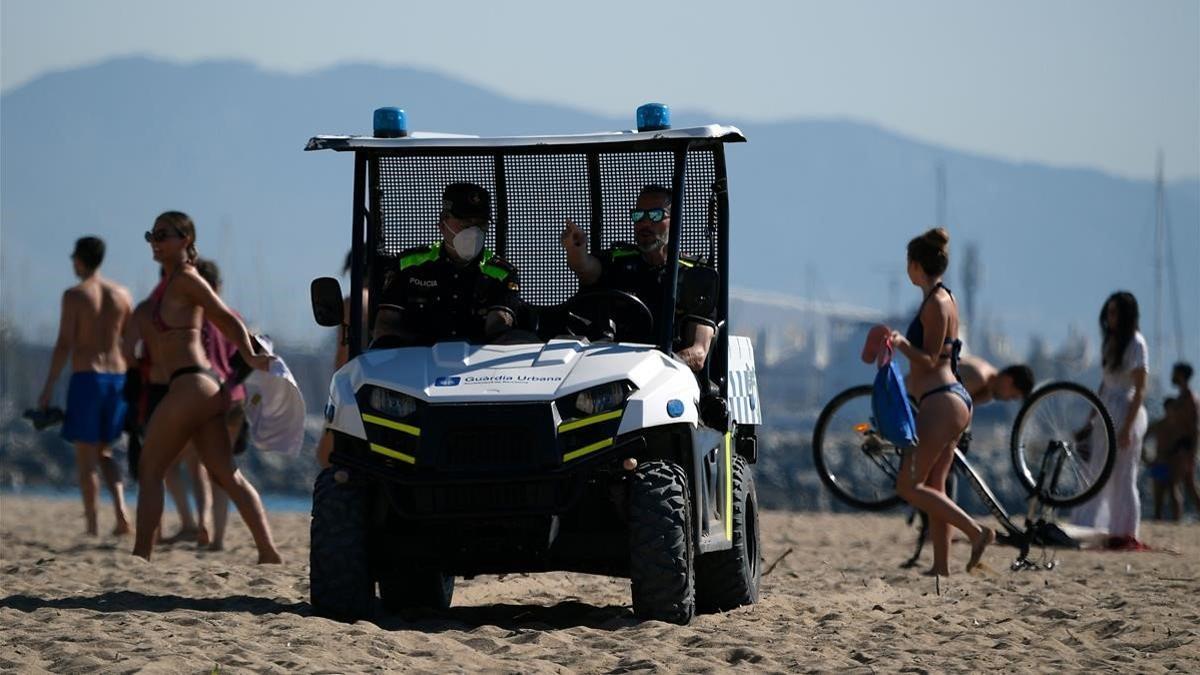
[861,324,891,364]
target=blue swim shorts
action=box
[62,371,128,444]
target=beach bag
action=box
[240,335,307,456]
[871,343,918,448]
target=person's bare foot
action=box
[112,520,132,536]
[206,541,224,552]
[195,526,211,547]
[966,526,995,573]
[257,550,283,564]
[922,567,950,577]
[160,527,199,544]
[131,547,151,561]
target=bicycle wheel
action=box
[812,385,904,511]
[1010,381,1117,507]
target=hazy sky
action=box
[2,0,1198,180]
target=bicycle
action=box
[811,381,1117,570]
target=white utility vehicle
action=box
[307,104,763,624]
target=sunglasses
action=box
[144,228,183,243]
[630,208,667,223]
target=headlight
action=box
[560,381,635,419]
[367,387,418,419]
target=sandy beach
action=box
[1,495,1197,673]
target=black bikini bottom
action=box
[169,366,223,387]
[146,383,170,420]
[920,382,973,412]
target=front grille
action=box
[403,480,568,517]
[445,425,535,467]
[421,403,557,471]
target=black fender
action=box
[689,425,733,555]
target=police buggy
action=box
[307,104,763,624]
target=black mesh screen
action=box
[503,153,590,305]
[375,155,499,255]
[597,148,718,267]
[372,147,720,308]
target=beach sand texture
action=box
[1,495,1197,673]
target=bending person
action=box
[888,228,993,575]
[132,211,281,563]
[957,358,1034,405]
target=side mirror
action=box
[311,277,345,327]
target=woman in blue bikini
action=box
[890,228,993,575]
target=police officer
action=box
[374,182,520,344]
[560,184,716,371]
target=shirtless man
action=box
[1164,362,1199,517]
[38,237,134,536]
[903,356,1034,408]
[956,356,1035,404]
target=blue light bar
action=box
[373,107,408,138]
[636,103,671,132]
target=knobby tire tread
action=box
[696,455,761,612]
[628,460,695,625]
[310,467,374,621]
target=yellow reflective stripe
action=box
[369,443,416,464]
[725,432,733,542]
[557,409,623,433]
[562,438,614,463]
[362,413,421,437]
[678,258,696,268]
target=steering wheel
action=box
[563,289,655,343]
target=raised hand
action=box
[561,219,586,256]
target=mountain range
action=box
[2,57,1197,368]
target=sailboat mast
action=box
[1153,151,1165,380]
[1154,152,1186,365]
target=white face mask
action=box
[450,225,484,259]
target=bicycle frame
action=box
[816,382,1109,573]
[948,448,1032,569]
[904,442,1073,571]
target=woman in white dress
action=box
[1073,291,1149,545]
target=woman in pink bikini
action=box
[132,211,282,563]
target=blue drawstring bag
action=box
[872,345,918,448]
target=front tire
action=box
[379,570,454,612]
[628,460,695,624]
[696,455,761,612]
[310,467,374,621]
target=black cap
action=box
[442,182,491,222]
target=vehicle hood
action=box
[347,339,679,402]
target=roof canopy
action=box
[305,124,746,152]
